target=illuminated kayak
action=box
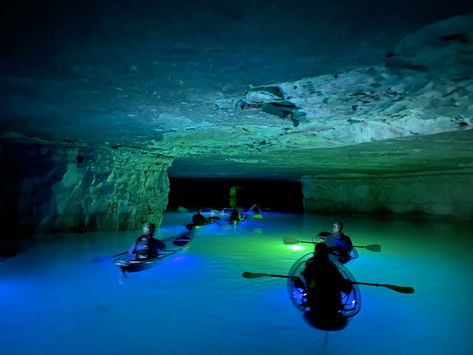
[212,208,246,225]
[113,228,194,274]
[287,252,361,331]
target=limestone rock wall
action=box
[0,140,172,234]
[302,171,473,219]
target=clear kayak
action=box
[287,252,361,331]
[113,228,195,275]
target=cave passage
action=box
[167,178,303,212]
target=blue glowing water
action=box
[1,212,472,354]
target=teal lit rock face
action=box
[48,147,171,232]
[228,15,473,145]
[0,140,171,233]
[302,173,473,218]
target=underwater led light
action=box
[288,245,305,251]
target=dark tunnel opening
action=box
[167,178,303,212]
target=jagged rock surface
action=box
[2,14,473,231]
[0,140,171,233]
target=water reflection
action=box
[1,212,472,354]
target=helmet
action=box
[143,223,156,234]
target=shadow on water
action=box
[0,235,29,262]
[0,245,22,257]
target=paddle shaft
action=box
[92,250,129,263]
[265,273,296,279]
[352,281,415,294]
[353,281,382,287]
[112,251,129,258]
[297,240,367,249]
[242,272,296,279]
[284,237,381,252]
[242,272,414,293]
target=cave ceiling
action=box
[1,1,473,179]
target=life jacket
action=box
[134,235,150,259]
[133,235,164,259]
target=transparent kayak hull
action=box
[114,229,194,273]
[287,252,361,330]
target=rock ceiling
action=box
[1,1,472,179]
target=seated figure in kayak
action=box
[228,208,244,224]
[301,243,353,320]
[192,209,208,226]
[190,209,220,228]
[129,223,166,260]
[318,221,353,262]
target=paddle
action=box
[353,281,415,294]
[91,251,128,263]
[353,244,381,252]
[283,236,381,252]
[242,272,296,279]
[241,272,414,294]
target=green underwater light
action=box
[288,245,305,251]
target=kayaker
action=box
[301,243,353,318]
[192,209,207,226]
[129,223,166,260]
[318,221,353,261]
[228,208,244,224]
[190,209,220,228]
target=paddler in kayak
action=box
[300,243,353,329]
[318,221,353,263]
[192,209,208,226]
[187,209,220,229]
[129,223,166,260]
[228,208,244,224]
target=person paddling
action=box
[301,243,353,325]
[228,208,244,224]
[318,221,353,263]
[188,209,220,229]
[129,223,166,260]
[192,209,208,226]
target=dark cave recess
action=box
[167,178,303,212]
